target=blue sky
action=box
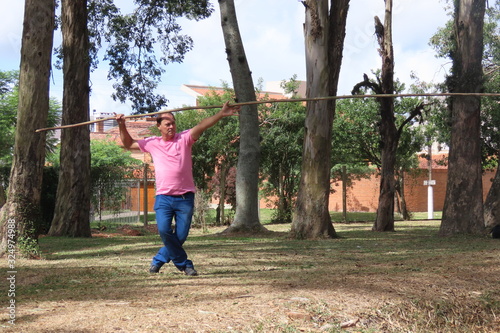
[0,0,450,115]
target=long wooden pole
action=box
[35,92,500,132]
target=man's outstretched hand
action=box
[221,101,240,117]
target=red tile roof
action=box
[183,84,287,103]
[418,152,448,169]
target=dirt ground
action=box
[1,222,499,332]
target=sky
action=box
[0,0,451,116]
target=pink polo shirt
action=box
[137,130,196,195]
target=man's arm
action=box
[115,114,140,149]
[190,101,240,141]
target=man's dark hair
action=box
[156,113,175,125]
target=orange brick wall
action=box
[127,169,496,213]
[329,176,379,212]
[328,169,495,213]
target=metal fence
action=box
[90,178,156,226]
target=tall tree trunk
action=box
[291,0,349,239]
[0,185,5,208]
[372,0,397,232]
[0,0,55,255]
[484,166,500,229]
[440,0,486,236]
[48,0,91,237]
[217,162,227,225]
[395,171,411,220]
[219,0,266,233]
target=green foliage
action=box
[89,140,141,220]
[48,139,141,221]
[333,89,425,175]
[0,70,18,94]
[8,195,44,257]
[0,71,20,166]
[176,84,240,201]
[0,70,61,166]
[84,0,213,112]
[90,139,141,168]
[332,79,427,219]
[429,1,500,168]
[333,97,380,167]
[17,232,41,258]
[260,77,306,223]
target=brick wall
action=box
[127,169,496,214]
[328,169,496,213]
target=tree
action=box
[333,87,426,219]
[291,0,349,239]
[260,77,306,223]
[430,0,500,230]
[89,140,141,221]
[351,1,425,231]
[0,71,61,211]
[0,0,55,256]
[47,1,215,236]
[49,0,92,237]
[0,71,61,166]
[0,72,21,167]
[476,2,500,229]
[218,0,266,233]
[440,0,486,236]
[175,85,240,224]
[101,0,213,112]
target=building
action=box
[90,82,495,215]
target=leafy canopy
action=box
[0,70,61,166]
[84,0,214,113]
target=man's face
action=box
[157,115,176,139]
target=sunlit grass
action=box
[3,218,497,332]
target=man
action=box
[115,102,239,276]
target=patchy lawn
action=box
[1,220,499,332]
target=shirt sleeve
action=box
[137,137,154,153]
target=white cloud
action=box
[0,1,23,70]
[0,0,451,112]
[339,0,450,94]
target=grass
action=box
[1,219,498,332]
[90,209,443,231]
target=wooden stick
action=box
[35,92,500,132]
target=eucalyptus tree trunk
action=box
[219,0,266,233]
[371,0,398,232]
[484,167,500,229]
[440,0,486,236]
[0,186,5,208]
[0,0,55,255]
[217,162,227,225]
[49,0,92,237]
[291,0,349,239]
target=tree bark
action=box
[219,0,266,233]
[440,0,486,236]
[0,186,5,208]
[48,0,91,237]
[291,0,349,239]
[217,163,227,225]
[484,166,500,229]
[395,171,411,220]
[0,0,55,255]
[372,0,397,232]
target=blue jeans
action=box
[151,192,195,271]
